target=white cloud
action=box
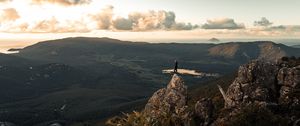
[0,8,20,22]
[202,18,245,30]
[31,0,92,6]
[112,10,198,31]
[254,17,273,27]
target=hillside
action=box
[292,45,300,48]
[0,37,299,125]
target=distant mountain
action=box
[208,41,298,61]
[8,48,22,52]
[292,44,300,48]
[0,37,299,125]
[208,37,220,42]
[16,37,300,72]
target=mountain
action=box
[208,41,298,61]
[208,38,220,42]
[107,57,300,126]
[0,53,39,66]
[292,44,300,48]
[16,37,300,75]
[1,37,300,125]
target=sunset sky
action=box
[0,0,300,51]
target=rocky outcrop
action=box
[216,58,300,125]
[143,74,190,125]
[219,59,300,108]
[223,60,279,108]
[277,63,300,106]
[194,98,214,126]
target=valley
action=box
[0,37,299,125]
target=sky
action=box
[0,0,300,51]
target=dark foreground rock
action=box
[216,58,300,125]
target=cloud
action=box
[202,18,245,30]
[1,17,90,33]
[31,0,91,6]
[254,17,273,27]
[112,17,133,30]
[29,17,90,33]
[0,5,197,33]
[267,25,300,32]
[89,5,113,30]
[112,10,198,31]
[173,22,198,30]
[0,8,20,22]
[0,0,11,3]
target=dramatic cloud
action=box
[112,10,198,31]
[112,17,133,30]
[254,17,273,27]
[202,18,245,30]
[1,4,298,37]
[89,5,113,30]
[0,8,20,22]
[31,0,91,6]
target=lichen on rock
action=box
[143,74,190,125]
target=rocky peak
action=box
[143,74,189,125]
[166,74,187,94]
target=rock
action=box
[216,58,300,125]
[224,60,279,108]
[194,98,214,126]
[143,74,190,125]
[277,65,300,105]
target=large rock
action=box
[143,74,190,125]
[217,58,300,125]
[222,59,300,108]
[277,65,300,105]
[224,60,279,108]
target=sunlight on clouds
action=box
[0,0,299,41]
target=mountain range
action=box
[0,37,299,125]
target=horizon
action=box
[1,37,300,53]
[0,0,300,52]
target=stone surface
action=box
[224,60,279,108]
[216,58,300,125]
[277,65,300,105]
[143,74,190,124]
[194,98,214,126]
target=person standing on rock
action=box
[174,60,178,73]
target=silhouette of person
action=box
[174,60,178,73]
